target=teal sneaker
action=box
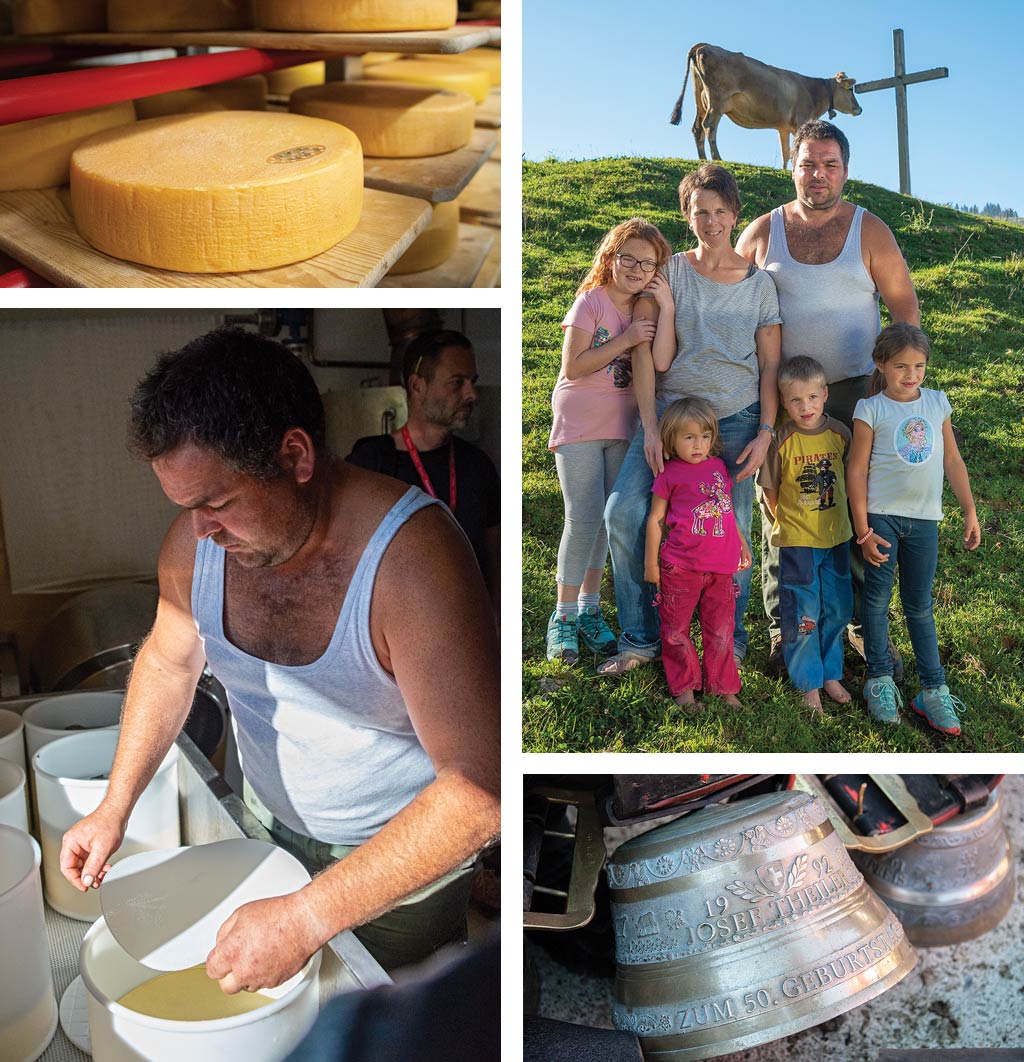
[577,606,617,656]
[546,611,578,664]
[864,675,903,723]
[911,685,964,736]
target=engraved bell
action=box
[851,788,1014,947]
[608,790,917,1060]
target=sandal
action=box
[596,650,653,675]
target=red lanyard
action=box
[401,426,457,510]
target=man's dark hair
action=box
[401,330,473,390]
[129,327,326,479]
[791,120,850,168]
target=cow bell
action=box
[607,791,917,1060]
[852,789,1014,948]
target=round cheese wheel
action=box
[0,102,135,191]
[388,198,459,275]
[252,0,457,32]
[361,52,403,67]
[107,0,250,31]
[70,111,363,273]
[134,76,267,119]
[266,62,326,96]
[364,59,489,104]
[423,48,501,87]
[13,0,105,33]
[290,80,474,158]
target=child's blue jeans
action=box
[861,513,945,689]
[779,543,853,691]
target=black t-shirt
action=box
[345,434,499,571]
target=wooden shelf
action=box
[475,86,500,127]
[363,127,497,203]
[0,186,430,287]
[379,223,494,287]
[0,26,493,54]
[458,157,499,225]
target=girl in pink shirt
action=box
[546,217,673,664]
[644,397,752,707]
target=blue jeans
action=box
[779,544,854,691]
[604,399,759,658]
[861,513,944,688]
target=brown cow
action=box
[670,43,862,168]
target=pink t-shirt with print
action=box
[652,457,743,575]
[548,286,637,449]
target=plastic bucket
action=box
[23,691,123,760]
[0,759,30,834]
[0,707,26,773]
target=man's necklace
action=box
[401,425,457,509]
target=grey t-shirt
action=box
[657,252,782,419]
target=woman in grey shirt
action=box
[601,165,782,675]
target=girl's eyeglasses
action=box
[615,253,658,273]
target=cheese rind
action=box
[388,198,459,275]
[290,80,474,158]
[364,59,489,104]
[134,77,267,119]
[266,62,326,96]
[422,49,501,86]
[13,0,105,33]
[106,0,250,31]
[252,0,457,32]
[0,102,136,191]
[70,111,363,273]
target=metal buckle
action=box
[523,787,605,931]
[794,774,934,852]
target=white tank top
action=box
[764,205,880,383]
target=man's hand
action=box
[60,804,126,891]
[735,431,771,482]
[206,891,324,994]
[643,426,665,476]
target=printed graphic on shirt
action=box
[894,416,934,465]
[691,470,733,537]
[590,327,632,389]
[796,456,838,511]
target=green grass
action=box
[522,157,1024,753]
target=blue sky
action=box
[523,0,1023,211]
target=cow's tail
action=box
[670,44,702,125]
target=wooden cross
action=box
[854,29,948,195]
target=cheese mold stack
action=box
[70,111,364,273]
[134,76,268,119]
[13,0,106,33]
[290,81,474,157]
[106,0,250,31]
[252,0,457,31]
[422,48,501,86]
[388,198,458,275]
[266,62,326,96]
[364,59,489,104]
[0,102,135,191]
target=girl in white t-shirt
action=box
[847,323,981,735]
[546,217,672,664]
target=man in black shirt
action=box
[347,330,500,612]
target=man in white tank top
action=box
[736,121,919,677]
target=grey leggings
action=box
[554,438,629,587]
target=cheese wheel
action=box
[361,52,403,67]
[290,80,474,158]
[252,0,456,32]
[70,111,363,273]
[421,49,501,87]
[388,198,459,275]
[364,59,489,105]
[107,0,250,31]
[13,0,105,33]
[134,77,267,119]
[0,102,135,191]
[266,62,325,96]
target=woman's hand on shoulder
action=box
[645,273,674,312]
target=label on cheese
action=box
[107,0,250,31]
[70,111,363,273]
[290,80,474,158]
[363,59,489,105]
[118,966,273,1021]
[266,62,326,96]
[0,102,135,191]
[134,77,267,120]
[388,198,459,275]
[252,0,457,32]
[13,0,105,33]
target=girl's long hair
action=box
[577,217,672,295]
[869,322,932,396]
[658,396,721,459]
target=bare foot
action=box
[721,694,743,708]
[802,689,824,714]
[673,690,695,706]
[823,679,851,704]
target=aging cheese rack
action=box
[0,23,500,287]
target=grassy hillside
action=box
[523,157,1024,753]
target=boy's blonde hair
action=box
[577,217,672,295]
[778,355,827,392]
[659,397,720,459]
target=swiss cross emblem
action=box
[756,861,786,893]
